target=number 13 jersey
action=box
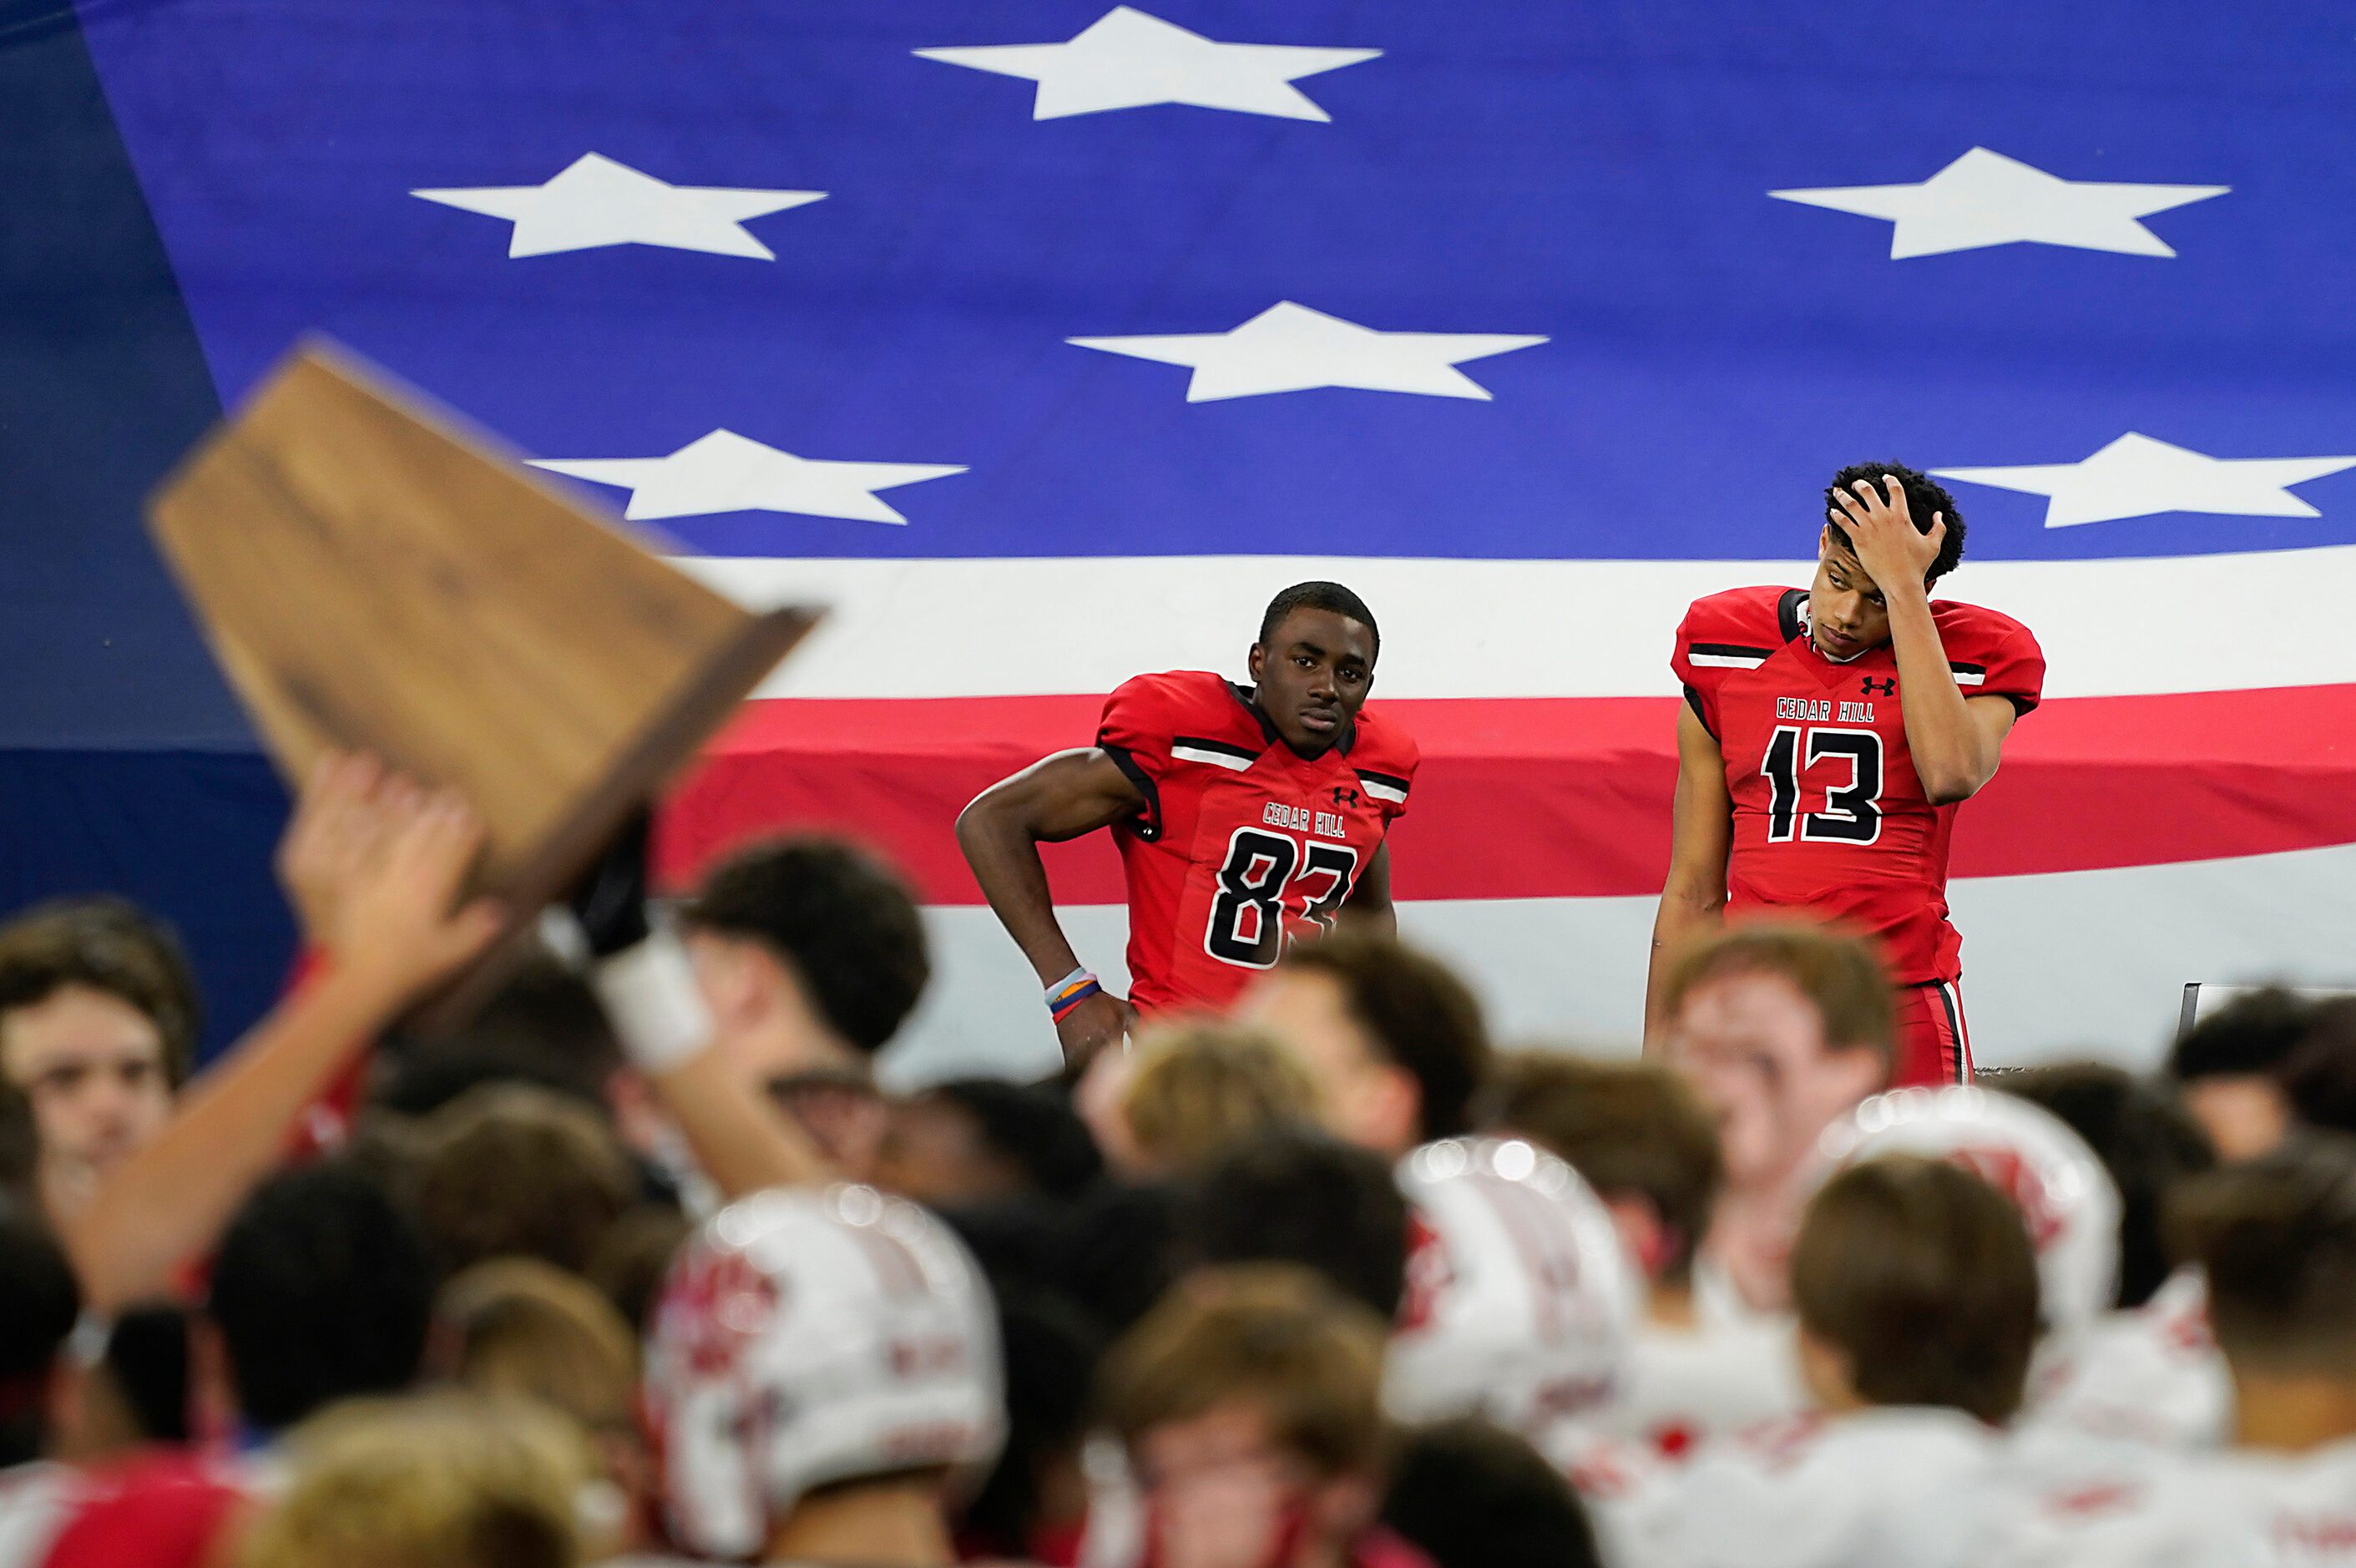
[1097,670,1419,1019]
[1672,587,2045,988]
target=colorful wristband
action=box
[1047,967,1102,1023]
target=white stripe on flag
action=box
[875,840,2356,1090]
[683,544,2356,702]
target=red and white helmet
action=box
[1387,1136,1640,1441]
[1814,1086,2122,1333]
[644,1184,1005,1560]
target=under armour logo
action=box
[1862,677,1895,697]
[1332,786,1361,808]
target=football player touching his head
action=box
[1646,463,2045,1088]
[959,583,1418,1067]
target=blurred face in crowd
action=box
[2180,1075,2293,1165]
[1131,1401,1373,1568]
[2,984,174,1202]
[1240,969,1419,1157]
[683,928,859,1085]
[870,1091,1027,1210]
[1663,968,1883,1192]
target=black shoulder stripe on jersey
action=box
[1226,681,1283,746]
[1777,588,1807,644]
[1949,661,1987,675]
[1098,743,1164,842]
[1688,642,1773,660]
[1681,683,1715,737]
[1170,734,1262,765]
[1353,767,1411,792]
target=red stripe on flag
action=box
[655,686,2356,903]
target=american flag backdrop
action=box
[7,0,2356,1074]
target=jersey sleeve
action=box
[1671,592,1782,737]
[1096,672,1210,841]
[1352,715,1420,823]
[1943,609,2046,716]
[1670,600,1721,736]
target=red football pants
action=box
[1892,980,1972,1087]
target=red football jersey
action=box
[1671,587,2045,987]
[1096,670,1418,1018]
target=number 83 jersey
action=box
[1673,587,2045,988]
[1097,670,1419,1019]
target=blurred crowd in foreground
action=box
[3,755,2355,1567]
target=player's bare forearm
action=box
[957,747,1145,985]
[64,964,404,1312]
[1646,895,1724,1048]
[1342,842,1398,937]
[1646,707,1734,1048]
[645,1047,832,1199]
[1881,588,2012,802]
[67,761,502,1311]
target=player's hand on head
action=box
[1056,989,1138,1070]
[1830,473,1944,594]
[321,759,506,1000]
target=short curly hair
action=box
[1824,461,1966,584]
[684,837,930,1055]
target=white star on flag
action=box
[915,6,1378,122]
[1069,301,1546,402]
[412,153,825,259]
[1934,433,2356,528]
[1770,147,2227,259]
[531,430,965,524]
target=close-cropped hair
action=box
[1661,922,1894,1070]
[1997,1062,2214,1309]
[415,1085,637,1279]
[1121,1024,1321,1173]
[2171,1134,2356,1374]
[1099,1264,1393,1479]
[2169,985,2315,1082]
[1481,1053,1723,1286]
[1791,1156,2040,1425]
[1278,932,1490,1140]
[1260,580,1380,660]
[1178,1125,1410,1319]
[684,836,930,1054]
[0,896,202,1085]
[1823,461,1966,584]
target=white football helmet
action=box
[1815,1085,2122,1333]
[643,1184,1006,1560]
[1387,1136,1640,1440]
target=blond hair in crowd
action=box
[1117,1025,1321,1176]
[431,1259,639,1439]
[235,1393,591,1568]
[1100,1263,1392,1478]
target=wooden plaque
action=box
[147,340,818,1019]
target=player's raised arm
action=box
[957,747,1147,1065]
[1831,476,2018,803]
[66,755,507,1311]
[1645,703,1734,1047]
